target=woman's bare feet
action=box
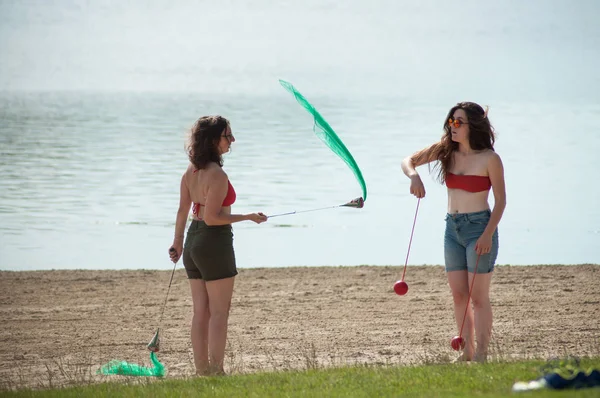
[453,352,474,363]
[474,352,487,363]
[197,365,226,376]
[207,367,226,376]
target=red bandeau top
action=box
[446,172,491,193]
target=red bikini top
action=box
[191,180,237,218]
[446,172,491,193]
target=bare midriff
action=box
[447,188,491,214]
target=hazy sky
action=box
[1,0,599,101]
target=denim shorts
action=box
[444,210,498,274]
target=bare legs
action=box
[470,272,493,362]
[205,277,235,374]
[189,276,235,375]
[447,270,493,362]
[189,279,210,374]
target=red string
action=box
[401,198,420,282]
[458,254,481,339]
[192,169,200,217]
[192,203,200,216]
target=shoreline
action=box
[1,264,599,390]
[1,263,598,273]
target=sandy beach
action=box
[1,264,599,390]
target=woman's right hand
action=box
[247,212,268,224]
[409,175,426,198]
[168,244,182,263]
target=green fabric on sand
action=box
[98,352,165,377]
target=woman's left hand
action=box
[475,233,492,255]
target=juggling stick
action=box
[147,248,179,352]
[268,197,364,219]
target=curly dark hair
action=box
[413,102,495,184]
[186,115,230,170]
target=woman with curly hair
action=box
[401,102,506,362]
[169,115,267,375]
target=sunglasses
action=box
[448,118,469,128]
[221,133,234,141]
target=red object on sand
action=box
[393,280,409,296]
[451,336,465,351]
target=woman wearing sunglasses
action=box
[401,102,506,362]
[168,115,268,375]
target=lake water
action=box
[1,0,599,271]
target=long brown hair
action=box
[412,102,495,183]
[186,115,230,170]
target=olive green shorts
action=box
[182,220,238,281]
